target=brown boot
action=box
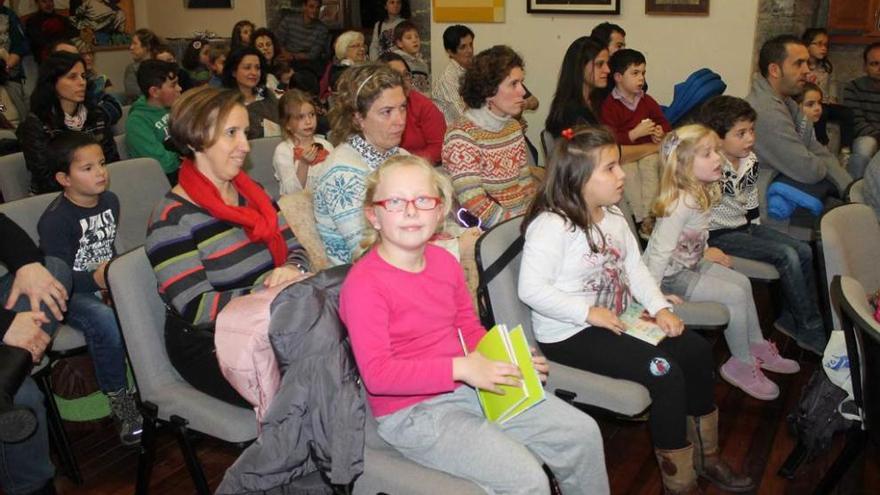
[686,408,755,492]
[654,444,702,494]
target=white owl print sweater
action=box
[644,194,710,284]
[519,207,671,344]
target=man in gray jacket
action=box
[746,34,852,237]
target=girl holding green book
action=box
[339,155,608,494]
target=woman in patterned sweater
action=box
[145,87,311,406]
[441,45,539,229]
[312,64,408,266]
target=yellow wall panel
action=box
[433,0,504,23]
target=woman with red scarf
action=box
[145,86,310,406]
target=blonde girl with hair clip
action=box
[273,89,334,194]
[644,124,799,403]
[340,155,608,495]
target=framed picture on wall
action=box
[183,0,232,9]
[646,0,709,15]
[185,0,234,7]
[526,0,620,15]
[16,0,136,51]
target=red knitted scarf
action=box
[178,159,287,266]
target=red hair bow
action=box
[561,128,574,140]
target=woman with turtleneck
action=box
[441,45,539,229]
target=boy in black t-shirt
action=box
[37,131,142,445]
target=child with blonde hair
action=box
[519,125,753,494]
[273,89,333,193]
[340,155,608,495]
[644,124,799,401]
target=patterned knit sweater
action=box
[313,135,407,266]
[442,107,538,228]
[145,191,310,327]
[708,152,760,233]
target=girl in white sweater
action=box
[519,125,754,494]
[273,89,333,194]
[644,124,799,402]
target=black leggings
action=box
[540,327,715,449]
[164,326,251,409]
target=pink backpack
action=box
[215,280,297,422]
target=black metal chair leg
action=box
[778,440,810,479]
[34,370,83,485]
[135,401,159,495]
[813,428,868,495]
[170,414,210,495]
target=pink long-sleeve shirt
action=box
[339,245,485,417]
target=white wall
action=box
[430,1,760,149]
[143,0,266,38]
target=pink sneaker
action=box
[751,340,801,374]
[720,357,780,401]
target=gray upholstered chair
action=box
[245,136,282,200]
[114,134,129,161]
[820,203,880,330]
[107,248,258,494]
[112,105,131,136]
[540,129,556,163]
[0,152,29,202]
[106,157,170,251]
[810,275,879,494]
[848,178,866,204]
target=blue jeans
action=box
[708,224,826,350]
[0,378,53,494]
[65,293,127,393]
[0,256,70,494]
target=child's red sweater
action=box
[601,92,672,146]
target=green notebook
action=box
[463,324,546,424]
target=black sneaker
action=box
[107,388,143,446]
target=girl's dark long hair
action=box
[182,37,209,71]
[545,36,607,137]
[231,20,255,52]
[522,125,618,253]
[802,27,833,74]
[31,52,87,127]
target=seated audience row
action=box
[3,13,867,494]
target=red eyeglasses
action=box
[372,196,441,212]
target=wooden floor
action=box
[32,289,880,494]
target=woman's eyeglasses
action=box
[372,196,441,212]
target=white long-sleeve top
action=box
[272,135,334,194]
[519,208,671,344]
